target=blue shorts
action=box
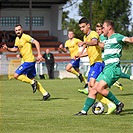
[15,62,36,79]
[87,62,104,82]
[70,58,80,69]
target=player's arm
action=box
[2,44,18,52]
[124,37,133,43]
[98,42,104,49]
[75,51,88,60]
[84,39,98,46]
[32,39,43,62]
[78,39,98,47]
[59,44,67,53]
[75,45,87,60]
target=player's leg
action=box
[27,63,50,100]
[14,62,50,100]
[66,63,79,75]
[96,64,124,114]
[96,93,116,114]
[78,62,103,94]
[37,81,50,100]
[76,62,115,115]
[75,82,98,115]
[113,81,123,91]
[75,67,87,85]
[97,80,124,115]
[120,72,133,80]
[14,62,38,93]
[66,59,84,82]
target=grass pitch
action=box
[0,78,133,133]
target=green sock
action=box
[105,91,120,105]
[120,72,130,79]
[82,97,95,112]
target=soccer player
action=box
[59,29,87,87]
[2,24,50,101]
[75,17,116,114]
[96,23,133,88]
[75,20,133,116]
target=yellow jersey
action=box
[14,33,35,62]
[84,31,102,65]
[65,38,82,59]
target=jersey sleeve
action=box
[117,34,127,45]
[24,34,34,43]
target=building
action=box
[0,0,68,42]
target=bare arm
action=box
[2,44,18,52]
[78,39,98,47]
[59,44,67,53]
[98,42,104,49]
[32,39,43,62]
[124,37,133,43]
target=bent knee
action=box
[89,87,97,95]
[13,73,19,79]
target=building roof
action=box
[0,0,68,8]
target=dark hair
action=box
[15,24,22,28]
[79,17,90,24]
[104,20,114,29]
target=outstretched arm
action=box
[59,44,67,53]
[124,37,133,43]
[2,44,18,52]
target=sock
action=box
[130,75,133,80]
[82,75,87,84]
[97,93,111,105]
[121,72,130,79]
[37,81,47,95]
[105,91,120,105]
[43,92,48,96]
[17,74,32,84]
[71,68,79,76]
[82,97,95,112]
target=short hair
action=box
[104,20,114,28]
[96,23,103,28]
[79,17,90,24]
[68,28,74,33]
[15,24,22,28]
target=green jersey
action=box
[100,34,107,58]
[100,34,107,42]
[103,33,127,66]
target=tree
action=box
[79,0,131,35]
[62,11,69,30]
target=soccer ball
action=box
[92,102,104,115]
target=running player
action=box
[59,29,87,87]
[2,24,50,101]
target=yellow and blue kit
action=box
[84,31,104,81]
[14,33,36,78]
[65,38,82,68]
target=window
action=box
[25,16,44,26]
[0,16,20,26]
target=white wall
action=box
[0,8,51,32]
[0,6,67,42]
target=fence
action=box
[0,60,133,79]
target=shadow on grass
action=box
[120,109,133,115]
[48,97,69,101]
[116,93,133,96]
[31,97,69,101]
